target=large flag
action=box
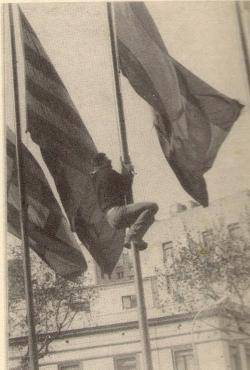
[114,2,243,206]
[18,8,124,274]
[7,128,87,280]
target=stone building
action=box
[8,190,250,370]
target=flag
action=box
[114,2,243,206]
[18,7,124,274]
[7,128,87,280]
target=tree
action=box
[155,217,250,336]
[8,245,98,369]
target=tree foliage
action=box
[8,246,97,368]
[174,227,250,304]
[155,217,250,330]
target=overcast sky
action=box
[4,1,250,220]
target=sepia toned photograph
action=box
[3,1,250,369]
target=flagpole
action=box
[107,3,154,370]
[8,4,39,369]
[236,2,250,91]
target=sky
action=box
[4,1,250,222]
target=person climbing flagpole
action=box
[106,3,154,370]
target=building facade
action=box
[8,190,250,370]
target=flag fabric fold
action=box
[7,128,87,280]
[16,7,124,275]
[114,2,243,206]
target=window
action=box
[202,229,213,247]
[166,274,175,294]
[162,242,175,293]
[122,295,137,309]
[122,250,129,261]
[58,363,81,370]
[69,299,90,312]
[8,258,25,300]
[114,354,139,370]
[97,251,134,283]
[162,242,173,269]
[128,263,134,280]
[228,223,241,239]
[230,346,242,370]
[174,349,195,370]
[117,271,124,279]
[97,265,109,283]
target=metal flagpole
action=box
[8,4,39,369]
[236,2,250,91]
[107,3,154,370]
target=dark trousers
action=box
[106,202,159,244]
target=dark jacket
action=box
[92,167,133,212]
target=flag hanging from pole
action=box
[17,7,124,274]
[7,128,87,280]
[114,2,243,206]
